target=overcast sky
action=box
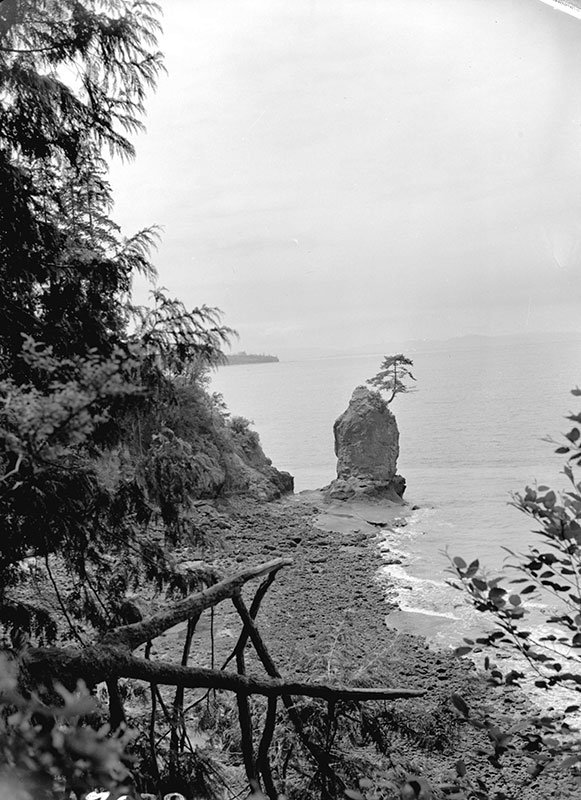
[109,0,581,357]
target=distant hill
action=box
[224,351,279,366]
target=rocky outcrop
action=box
[161,383,293,503]
[327,386,405,501]
[224,417,294,500]
[223,451,294,501]
[334,386,399,481]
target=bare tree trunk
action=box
[169,614,199,773]
[106,678,126,730]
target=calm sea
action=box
[211,336,580,646]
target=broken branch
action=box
[102,558,292,651]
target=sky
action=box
[109,0,581,358]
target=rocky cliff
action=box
[143,382,294,504]
[327,386,405,500]
[224,416,294,500]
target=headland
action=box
[224,351,279,365]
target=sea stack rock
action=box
[329,386,405,500]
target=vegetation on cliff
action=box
[0,3,298,797]
[1,4,579,800]
[0,5,419,799]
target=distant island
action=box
[224,351,279,366]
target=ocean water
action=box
[211,336,580,646]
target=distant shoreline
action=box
[224,352,279,366]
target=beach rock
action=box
[328,386,405,499]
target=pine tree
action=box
[0,1,163,371]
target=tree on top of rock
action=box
[367,354,416,405]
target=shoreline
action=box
[202,490,470,675]
[310,492,468,648]
[148,489,579,797]
[214,491,566,795]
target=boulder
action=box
[329,386,405,499]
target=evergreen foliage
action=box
[367,355,416,405]
[0,5,244,795]
[0,0,163,372]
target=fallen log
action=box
[23,646,424,701]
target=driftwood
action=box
[20,556,425,799]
